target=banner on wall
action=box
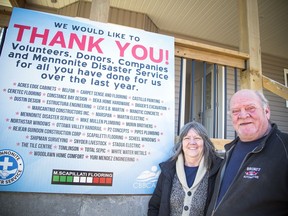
[0,8,175,194]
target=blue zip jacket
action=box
[206,124,288,216]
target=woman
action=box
[148,121,222,216]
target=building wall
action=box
[225,66,240,139]
[223,53,288,138]
[262,54,288,133]
[172,54,288,139]
[0,192,150,216]
[174,57,181,135]
[1,4,287,216]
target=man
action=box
[206,89,288,216]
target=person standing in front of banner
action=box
[206,89,288,216]
[148,121,222,216]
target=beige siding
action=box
[221,54,288,137]
[262,54,288,133]
[76,1,91,18]
[226,66,240,139]
[57,2,159,31]
[226,67,235,139]
[58,2,79,17]
[175,57,181,135]
[109,7,158,32]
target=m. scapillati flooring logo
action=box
[52,169,113,186]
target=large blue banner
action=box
[0,8,175,194]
